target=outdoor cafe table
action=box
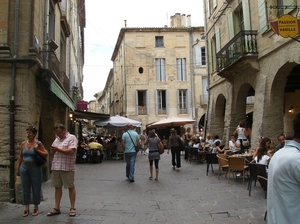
[227,153,253,164]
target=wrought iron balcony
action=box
[216,30,258,72]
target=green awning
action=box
[50,78,75,111]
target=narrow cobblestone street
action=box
[0,152,267,224]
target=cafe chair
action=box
[216,154,229,179]
[247,163,267,196]
[116,145,125,161]
[228,156,248,184]
[206,153,219,176]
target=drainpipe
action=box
[191,34,199,129]
[189,28,195,122]
[203,0,211,139]
[9,0,20,203]
[43,0,49,68]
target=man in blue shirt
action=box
[267,111,300,223]
[122,123,140,182]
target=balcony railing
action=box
[216,30,258,71]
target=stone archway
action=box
[270,62,300,138]
[212,94,226,140]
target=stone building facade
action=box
[0,0,85,202]
[97,14,207,136]
[204,0,300,148]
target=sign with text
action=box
[269,12,300,38]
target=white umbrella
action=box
[148,117,195,128]
[94,115,141,128]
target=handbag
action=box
[127,131,139,153]
[178,137,185,151]
[242,139,250,147]
[35,150,47,166]
[157,140,164,155]
[34,140,47,166]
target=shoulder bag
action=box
[178,137,185,151]
[127,131,139,153]
[242,139,250,147]
[157,138,164,155]
[35,140,47,166]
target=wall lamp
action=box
[289,107,294,113]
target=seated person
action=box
[228,135,241,151]
[251,137,271,165]
[192,138,201,148]
[88,137,103,162]
[212,134,222,149]
[212,141,225,154]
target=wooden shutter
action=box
[135,91,139,114]
[187,90,191,114]
[215,28,220,53]
[155,90,158,115]
[146,90,150,115]
[166,90,169,115]
[258,0,268,33]
[228,12,234,39]
[242,0,251,30]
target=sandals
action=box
[22,210,29,217]
[69,208,76,217]
[149,177,153,180]
[47,208,61,216]
[32,208,39,216]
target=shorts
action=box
[51,170,75,189]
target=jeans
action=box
[20,163,42,205]
[171,146,181,168]
[125,152,137,181]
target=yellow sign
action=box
[269,12,300,38]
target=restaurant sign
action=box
[269,12,300,38]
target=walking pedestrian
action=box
[122,123,140,183]
[145,130,161,180]
[267,110,300,223]
[140,129,147,155]
[168,128,181,172]
[16,126,48,217]
[47,124,78,217]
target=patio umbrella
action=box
[148,117,195,128]
[94,115,142,128]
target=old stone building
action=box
[0,0,85,202]
[97,14,207,135]
[204,0,300,148]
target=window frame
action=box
[156,58,166,81]
[155,36,164,47]
[177,58,187,81]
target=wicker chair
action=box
[228,156,248,184]
[216,154,229,179]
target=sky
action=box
[82,0,205,102]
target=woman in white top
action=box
[233,121,249,153]
[253,137,271,165]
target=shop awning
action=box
[50,78,75,111]
[71,110,110,120]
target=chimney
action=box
[124,20,127,27]
[170,13,182,28]
[187,15,191,27]
[181,14,186,27]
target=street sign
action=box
[269,12,300,38]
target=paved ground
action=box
[0,152,267,224]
